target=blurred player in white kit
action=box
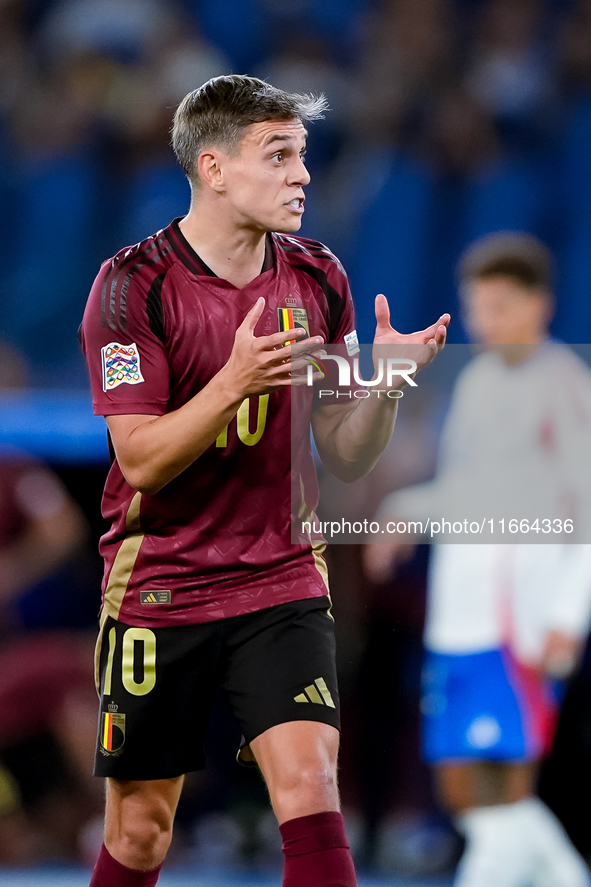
[366,232,591,887]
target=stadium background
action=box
[1,0,591,883]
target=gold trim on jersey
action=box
[312,540,329,591]
[299,473,333,615]
[102,492,144,623]
[312,540,334,620]
[298,475,314,526]
[94,619,106,695]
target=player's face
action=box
[220,119,310,233]
[462,275,551,346]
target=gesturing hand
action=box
[373,293,450,377]
[224,297,325,398]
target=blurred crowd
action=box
[2,0,591,879]
[1,0,591,383]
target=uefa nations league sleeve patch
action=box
[101,342,145,391]
[344,330,360,356]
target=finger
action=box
[421,313,451,340]
[265,341,309,365]
[431,322,448,347]
[253,377,295,394]
[240,296,266,334]
[259,327,312,350]
[424,331,446,348]
[436,323,448,345]
[264,364,316,387]
[374,294,391,332]
[290,337,326,357]
[291,370,324,386]
[265,358,324,380]
[290,356,325,375]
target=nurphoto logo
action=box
[302,351,418,399]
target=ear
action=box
[197,149,226,193]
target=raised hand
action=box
[224,297,325,397]
[373,293,450,376]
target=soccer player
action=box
[80,75,449,887]
[365,232,591,887]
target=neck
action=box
[179,205,268,289]
[493,338,545,366]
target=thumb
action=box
[375,293,392,332]
[241,296,265,334]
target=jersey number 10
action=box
[103,626,156,697]
[215,395,269,448]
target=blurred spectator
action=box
[560,0,591,93]
[0,41,100,385]
[0,448,86,612]
[259,0,370,54]
[0,338,29,389]
[0,445,100,864]
[464,0,558,151]
[38,0,176,63]
[185,0,272,72]
[418,85,500,176]
[350,0,457,147]
[553,0,591,340]
[0,1,31,118]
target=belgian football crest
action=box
[278,306,309,344]
[100,703,126,756]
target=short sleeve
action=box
[308,247,360,407]
[324,251,358,348]
[80,260,170,417]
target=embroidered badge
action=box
[101,342,144,391]
[344,330,360,356]
[100,703,126,756]
[278,307,310,344]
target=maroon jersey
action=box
[80,219,356,627]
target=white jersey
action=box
[379,343,591,663]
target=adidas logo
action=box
[294,677,335,708]
[140,590,171,604]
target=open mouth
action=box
[286,198,305,213]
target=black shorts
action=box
[94,596,340,780]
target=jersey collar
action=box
[166,218,274,278]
